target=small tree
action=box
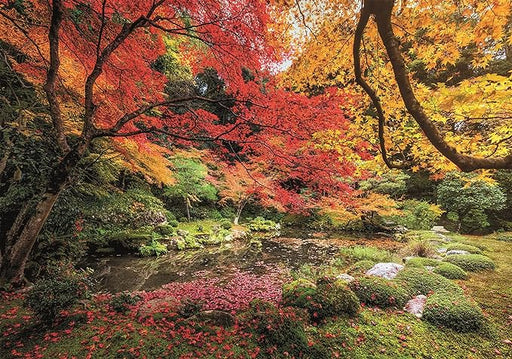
[164,156,217,221]
[437,173,506,233]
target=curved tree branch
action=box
[354,0,512,171]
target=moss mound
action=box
[405,257,441,268]
[433,262,468,280]
[347,260,376,275]
[312,278,360,320]
[445,243,482,254]
[423,292,485,332]
[443,254,495,272]
[282,279,317,310]
[349,276,410,308]
[395,267,463,296]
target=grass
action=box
[1,232,511,358]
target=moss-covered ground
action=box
[1,232,511,358]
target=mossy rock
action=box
[405,257,441,268]
[423,292,484,332]
[433,262,468,280]
[349,276,410,308]
[282,279,317,310]
[443,254,495,272]
[154,224,176,236]
[394,267,463,297]
[444,243,482,254]
[347,260,376,275]
[312,278,360,320]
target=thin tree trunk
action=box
[185,197,191,222]
[0,142,88,284]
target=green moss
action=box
[405,257,441,268]
[347,260,376,276]
[423,292,485,332]
[312,278,360,320]
[443,254,495,272]
[349,276,410,308]
[340,246,395,263]
[433,262,468,280]
[282,279,317,310]
[139,239,168,257]
[395,267,464,296]
[445,243,482,254]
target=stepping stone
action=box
[432,226,449,233]
[404,295,427,318]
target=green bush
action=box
[437,173,506,233]
[312,278,360,320]
[423,292,485,332]
[394,268,463,296]
[349,276,410,308]
[154,224,176,236]
[25,277,86,324]
[496,233,512,242]
[110,292,141,313]
[443,254,495,272]
[340,246,394,263]
[405,257,441,268]
[139,239,168,257]
[433,262,468,280]
[220,219,232,230]
[245,300,309,357]
[347,260,376,275]
[444,243,482,254]
[388,200,443,230]
[282,279,317,310]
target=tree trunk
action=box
[185,197,191,222]
[0,142,88,285]
[233,199,247,226]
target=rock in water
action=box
[366,263,404,280]
[404,295,427,318]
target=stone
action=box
[424,266,436,272]
[366,263,404,280]
[446,250,470,256]
[431,226,449,233]
[404,295,427,318]
[437,248,447,253]
[336,273,355,283]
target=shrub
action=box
[443,254,495,272]
[437,173,506,233]
[248,217,279,232]
[110,292,141,313]
[405,257,441,268]
[347,260,376,275]
[349,276,410,308]
[25,277,86,324]
[340,246,394,263]
[433,263,468,280]
[423,292,484,332]
[388,200,443,230]
[496,233,512,242]
[139,239,168,257]
[245,300,309,357]
[282,279,317,310]
[154,224,176,236]
[312,278,360,320]
[394,268,463,296]
[444,243,482,254]
[401,240,437,258]
[220,219,232,230]
[167,219,179,228]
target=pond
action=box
[84,233,387,293]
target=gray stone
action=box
[336,273,355,283]
[437,247,447,253]
[432,226,449,233]
[404,295,427,318]
[366,262,404,280]
[446,250,470,256]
